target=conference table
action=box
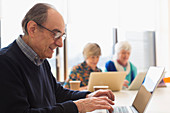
[88,84,170,113]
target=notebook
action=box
[87,72,127,92]
[128,72,147,90]
[109,66,165,113]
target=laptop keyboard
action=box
[113,106,130,113]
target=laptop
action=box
[109,66,165,113]
[87,72,127,92]
[128,72,147,90]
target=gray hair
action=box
[83,43,101,60]
[114,41,131,59]
[22,3,55,35]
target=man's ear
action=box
[27,21,37,37]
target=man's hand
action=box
[86,89,115,101]
[74,90,115,113]
[74,96,114,113]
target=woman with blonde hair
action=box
[63,43,102,90]
[105,41,137,87]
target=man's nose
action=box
[55,37,63,47]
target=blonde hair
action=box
[83,43,101,60]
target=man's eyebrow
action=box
[52,29,61,33]
[53,29,66,35]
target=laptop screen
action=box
[143,67,164,93]
[132,66,165,113]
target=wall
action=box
[169,0,170,76]
[156,0,170,77]
[1,0,170,78]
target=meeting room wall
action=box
[66,0,170,77]
[1,0,170,80]
[115,0,170,77]
[155,0,170,77]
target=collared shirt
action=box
[63,61,102,88]
[16,35,44,66]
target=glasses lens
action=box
[54,32,61,39]
[54,33,66,40]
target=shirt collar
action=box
[16,35,44,66]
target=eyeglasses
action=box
[36,22,66,40]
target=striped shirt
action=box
[16,35,44,66]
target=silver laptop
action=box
[128,72,146,90]
[87,72,127,92]
[110,66,165,113]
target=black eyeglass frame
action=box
[35,22,66,40]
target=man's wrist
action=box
[85,91,91,98]
[86,94,89,98]
[73,100,83,112]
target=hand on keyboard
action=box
[74,96,114,113]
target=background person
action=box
[63,43,102,90]
[105,41,137,87]
[0,3,114,113]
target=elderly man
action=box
[0,3,114,113]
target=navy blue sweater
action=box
[0,41,89,113]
